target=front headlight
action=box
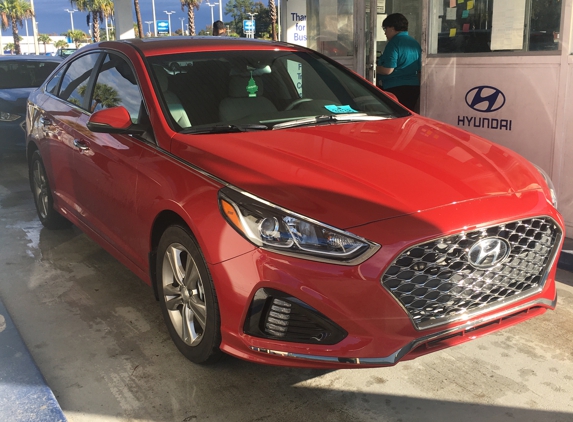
[219,187,380,265]
[534,164,558,208]
[0,111,21,122]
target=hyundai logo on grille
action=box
[468,238,510,269]
[465,86,506,113]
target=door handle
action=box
[39,117,53,127]
[73,139,90,151]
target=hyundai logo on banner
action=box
[458,85,512,132]
[465,86,506,113]
[157,20,169,34]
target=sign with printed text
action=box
[243,20,255,33]
[286,0,307,46]
[157,20,169,34]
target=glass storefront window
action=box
[429,0,562,54]
[307,0,354,58]
[372,1,422,64]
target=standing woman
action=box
[376,13,421,111]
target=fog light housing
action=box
[244,288,347,345]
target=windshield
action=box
[0,60,59,89]
[147,50,409,132]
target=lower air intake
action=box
[244,288,347,345]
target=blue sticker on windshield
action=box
[324,105,358,114]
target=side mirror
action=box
[383,91,400,103]
[87,106,143,134]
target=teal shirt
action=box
[377,31,421,89]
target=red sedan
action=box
[26,37,564,368]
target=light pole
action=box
[218,0,223,22]
[206,1,218,25]
[179,17,185,35]
[65,9,77,32]
[30,0,39,54]
[25,19,30,54]
[151,0,157,37]
[145,21,153,37]
[164,11,175,36]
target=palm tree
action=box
[78,82,120,111]
[67,28,88,48]
[4,42,14,54]
[38,33,51,54]
[73,0,113,43]
[268,0,276,41]
[0,0,33,55]
[180,0,202,36]
[99,0,113,40]
[54,39,69,50]
[133,0,143,38]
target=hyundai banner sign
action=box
[157,20,169,34]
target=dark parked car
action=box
[26,38,564,368]
[0,55,61,156]
[55,48,77,58]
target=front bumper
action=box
[249,295,556,366]
[0,117,26,153]
[209,190,564,368]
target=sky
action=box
[0,0,221,38]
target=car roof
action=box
[95,36,304,57]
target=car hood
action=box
[0,88,34,113]
[171,115,544,229]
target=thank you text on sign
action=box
[286,0,307,46]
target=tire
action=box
[156,225,222,364]
[29,150,71,230]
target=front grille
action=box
[381,216,561,330]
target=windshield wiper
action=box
[272,113,388,130]
[182,124,269,134]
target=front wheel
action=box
[29,150,71,229]
[156,225,222,364]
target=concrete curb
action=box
[0,298,66,422]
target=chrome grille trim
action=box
[249,296,556,366]
[381,216,562,330]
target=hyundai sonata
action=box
[26,38,564,367]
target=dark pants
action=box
[384,85,420,111]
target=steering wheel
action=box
[285,98,313,111]
[169,62,182,73]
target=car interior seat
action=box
[153,65,192,128]
[218,74,277,122]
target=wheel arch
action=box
[26,141,39,165]
[148,210,190,300]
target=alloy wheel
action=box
[161,243,207,346]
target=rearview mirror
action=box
[87,106,143,134]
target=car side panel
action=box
[34,95,85,221]
[71,121,147,272]
[132,142,257,267]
